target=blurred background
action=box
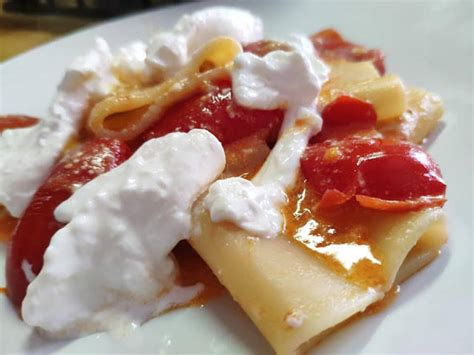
[0,0,191,61]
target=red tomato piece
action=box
[142,80,284,145]
[243,40,291,57]
[6,138,131,307]
[302,138,381,197]
[0,115,39,132]
[313,95,377,143]
[301,137,446,211]
[357,142,446,201]
[318,189,352,209]
[310,29,386,75]
[310,28,346,50]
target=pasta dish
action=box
[0,7,447,354]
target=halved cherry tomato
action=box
[310,29,385,75]
[301,137,446,211]
[313,95,377,143]
[142,80,284,145]
[6,138,131,307]
[0,115,39,132]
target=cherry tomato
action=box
[0,115,39,132]
[301,137,446,211]
[310,29,385,75]
[142,80,284,145]
[313,95,377,143]
[6,138,131,307]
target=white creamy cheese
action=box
[0,38,116,218]
[146,6,263,78]
[0,7,263,217]
[232,34,329,132]
[205,36,329,238]
[113,41,151,85]
[22,129,225,338]
[204,177,283,237]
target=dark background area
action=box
[0,0,194,61]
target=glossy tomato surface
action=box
[6,138,131,307]
[143,80,284,145]
[311,28,386,74]
[301,137,446,210]
[0,115,39,132]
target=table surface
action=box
[0,8,94,62]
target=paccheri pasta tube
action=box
[88,37,241,140]
[190,204,445,354]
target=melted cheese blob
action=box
[22,129,225,338]
[0,38,117,217]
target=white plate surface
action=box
[0,1,472,354]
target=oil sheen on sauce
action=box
[282,174,386,289]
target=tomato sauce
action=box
[0,207,17,243]
[173,241,226,306]
[0,115,39,132]
[283,175,386,289]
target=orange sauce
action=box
[223,133,271,179]
[283,175,386,288]
[0,287,6,295]
[0,207,17,243]
[173,241,226,306]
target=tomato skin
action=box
[355,195,446,212]
[318,189,352,209]
[311,29,345,50]
[357,143,446,201]
[6,138,131,307]
[0,115,39,132]
[310,29,385,75]
[142,80,284,145]
[302,138,381,197]
[313,95,377,143]
[243,40,291,57]
[301,137,446,211]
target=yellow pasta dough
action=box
[190,203,444,354]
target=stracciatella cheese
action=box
[204,36,329,238]
[0,7,264,217]
[146,6,263,78]
[22,129,225,338]
[204,177,283,236]
[0,38,117,218]
[112,41,151,85]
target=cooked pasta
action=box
[190,202,444,355]
[88,37,242,140]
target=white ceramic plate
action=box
[0,1,472,353]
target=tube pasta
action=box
[320,73,407,121]
[88,37,242,140]
[377,88,444,143]
[190,202,445,354]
